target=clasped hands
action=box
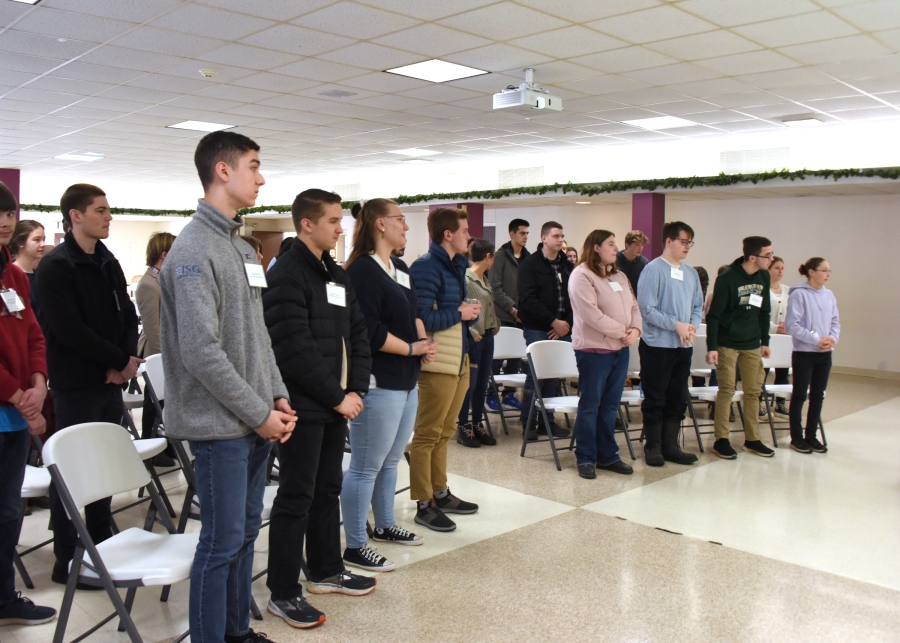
[105,355,146,385]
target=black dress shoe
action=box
[577,463,596,479]
[597,460,634,475]
[51,573,105,591]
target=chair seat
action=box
[133,438,168,460]
[22,465,51,498]
[260,486,278,522]
[690,369,712,377]
[537,396,580,414]
[619,390,642,406]
[689,387,744,403]
[493,374,526,388]
[764,384,794,396]
[77,528,198,586]
[122,392,144,410]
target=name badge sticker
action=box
[609,281,623,292]
[1,289,25,313]
[748,293,763,307]
[326,282,346,307]
[396,271,410,289]
[245,263,268,289]
[670,267,684,281]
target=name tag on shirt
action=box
[245,263,268,288]
[748,293,763,307]
[670,267,684,281]
[609,281,623,292]
[396,271,410,289]
[1,289,25,313]
[326,282,346,307]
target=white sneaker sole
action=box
[266,601,325,629]
[343,558,396,572]
[372,536,424,546]
[306,579,377,596]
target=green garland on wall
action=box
[20,166,900,217]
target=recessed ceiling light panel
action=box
[575,201,591,204]
[55,152,104,162]
[167,120,235,132]
[782,115,824,128]
[622,116,696,130]
[386,59,487,84]
[388,148,441,158]
[11,0,42,5]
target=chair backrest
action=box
[493,326,527,360]
[144,353,165,401]
[690,334,711,371]
[627,343,640,374]
[763,334,792,369]
[697,323,707,335]
[42,422,150,511]
[527,340,579,380]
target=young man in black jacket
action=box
[263,189,373,629]
[34,183,142,586]
[516,221,573,440]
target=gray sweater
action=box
[159,200,288,441]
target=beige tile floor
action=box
[2,374,898,643]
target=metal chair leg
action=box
[619,407,636,460]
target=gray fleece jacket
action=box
[159,200,288,441]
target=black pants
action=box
[789,351,832,438]
[638,340,692,434]
[267,418,346,599]
[492,320,522,396]
[49,387,120,577]
[0,428,29,605]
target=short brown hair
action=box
[240,234,262,255]
[428,207,467,245]
[625,230,648,246]
[145,232,176,267]
[291,189,342,229]
[0,180,16,214]
[10,220,44,255]
[60,183,106,226]
[540,221,562,237]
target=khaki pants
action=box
[409,359,470,501]
[714,346,764,441]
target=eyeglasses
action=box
[675,238,694,247]
[383,214,406,224]
[755,253,774,259]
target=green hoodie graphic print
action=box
[706,257,771,351]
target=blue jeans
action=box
[458,331,494,426]
[188,432,272,643]
[574,349,629,466]
[0,428,28,606]
[520,329,572,424]
[342,388,418,549]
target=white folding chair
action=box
[484,326,528,436]
[761,334,827,447]
[14,463,52,589]
[520,340,580,471]
[43,422,197,643]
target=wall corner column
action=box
[631,193,665,260]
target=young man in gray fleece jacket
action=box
[160,131,296,643]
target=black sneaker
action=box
[790,439,812,454]
[743,440,775,457]
[307,571,376,596]
[577,463,596,479]
[343,544,395,572]
[372,525,423,546]
[758,406,768,418]
[472,422,496,446]
[712,439,737,460]
[806,436,828,453]
[225,629,277,642]
[414,504,456,532]
[524,427,539,442]
[597,460,634,475]
[267,596,325,629]
[0,593,56,626]
[51,570,104,591]
[774,402,789,417]
[434,488,478,514]
[456,423,481,448]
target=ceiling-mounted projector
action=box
[493,68,562,114]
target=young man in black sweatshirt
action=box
[34,183,141,586]
[705,236,775,459]
[263,189,373,629]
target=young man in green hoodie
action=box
[705,236,775,459]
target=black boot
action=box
[643,422,664,467]
[661,420,698,465]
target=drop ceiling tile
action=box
[737,67,832,88]
[817,55,900,81]
[447,95,493,110]
[320,43,424,71]
[197,44,302,72]
[873,28,900,51]
[674,0,820,28]
[556,75,649,95]
[663,78,755,97]
[605,86,690,106]
[0,1,33,28]
[529,61,603,84]
[582,106,662,121]
[697,50,800,75]
[444,44,553,73]
[397,85,484,103]
[293,2,421,40]
[572,47,679,73]
[774,82,864,102]
[164,95,245,112]
[622,63,722,86]
[561,96,630,112]
[607,130,676,142]
[110,26,224,59]
[781,35,891,65]
[357,0,499,21]
[229,72,321,93]
[805,95,887,112]
[641,99,719,115]
[709,91,788,108]
[43,0,183,22]
[197,0,333,21]
[152,5,276,40]
[0,30,94,60]
[667,124,723,136]
[855,74,900,94]
[834,0,900,31]
[92,86,179,105]
[588,5,716,44]
[364,112,433,126]
[12,8,136,43]
[50,62,144,84]
[405,104,480,119]
[80,46,187,73]
[0,69,38,88]
[442,113,526,128]
[196,84,279,103]
[674,109,753,123]
[353,94,433,111]
[438,2,570,41]
[311,104,390,120]
[0,53,64,75]
[697,117,782,132]
[159,61,252,83]
[508,26,627,59]
[76,96,154,113]
[270,59,369,83]
[836,106,900,121]
[372,24,491,58]
[515,0,662,22]
[733,12,859,48]
[645,30,761,60]
[240,24,355,58]
[737,103,812,119]
[26,76,114,96]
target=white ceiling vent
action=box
[720,148,790,174]
[332,183,361,201]
[499,166,544,189]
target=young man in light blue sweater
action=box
[636,221,704,467]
